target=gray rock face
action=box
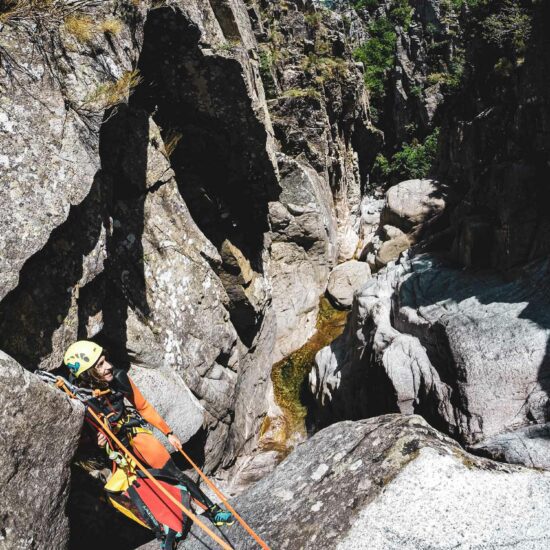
[0,0,378,506]
[0,0,147,301]
[382,179,446,232]
[311,253,550,447]
[184,415,550,550]
[326,260,371,308]
[0,0,282,480]
[256,3,380,264]
[472,423,550,471]
[0,352,83,550]
[269,155,338,361]
[345,0,461,153]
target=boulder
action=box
[184,415,550,550]
[381,179,446,232]
[471,423,550,470]
[0,352,83,549]
[375,233,412,268]
[381,224,405,240]
[311,252,550,446]
[326,260,371,308]
[129,363,205,447]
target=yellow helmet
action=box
[63,340,103,378]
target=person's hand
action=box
[167,433,182,451]
[97,432,108,447]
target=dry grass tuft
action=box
[64,14,95,42]
[86,69,142,110]
[100,17,122,36]
[163,130,183,158]
[1,2,123,40]
[64,15,123,43]
[0,0,61,23]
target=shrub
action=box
[372,153,390,181]
[259,48,277,99]
[281,87,321,100]
[353,0,413,107]
[481,0,531,53]
[304,11,322,28]
[353,17,396,101]
[389,127,440,180]
[372,128,440,183]
[353,0,379,10]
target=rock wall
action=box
[341,0,462,158]
[0,0,378,512]
[307,0,550,459]
[439,0,550,269]
[0,352,83,549]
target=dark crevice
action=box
[97,103,151,368]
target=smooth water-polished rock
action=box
[182,415,550,550]
[326,260,371,308]
[312,253,550,448]
[0,352,83,549]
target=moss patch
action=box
[270,297,348,441]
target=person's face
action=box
[94,355,114,383]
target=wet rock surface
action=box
[185,414,550,550]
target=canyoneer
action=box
[63,340,234,549]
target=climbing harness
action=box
[37,370,270,550]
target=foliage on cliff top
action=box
[352,0,413,111]
[480,0,532,53]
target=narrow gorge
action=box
[1,0,549,549]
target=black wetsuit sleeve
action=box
[112,368,133,398]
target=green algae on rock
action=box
[262,297,348,457]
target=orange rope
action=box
[176,447,270,550]
[56,381,234,550]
